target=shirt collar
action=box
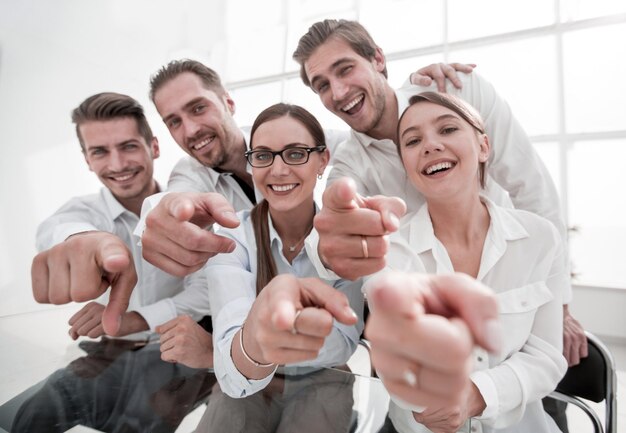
[406,195,529,255]
[266,203,319,253]
[101,187,132,221]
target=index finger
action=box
[170,192,240,229]
[299,278,357,325]
[425,273,501,353]
[97,240,137,336]
[155,317,180,334]
[322,177,363,211]
[31,252,51,303]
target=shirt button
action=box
[477,356,483,362]
[521,300,528,307]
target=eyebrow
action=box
[310,58,353,89]
[252,142,311,151]
[400,113,460,138]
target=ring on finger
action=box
[291,309,303,335]
[361,235,369,259]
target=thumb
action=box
[300,278,358,325]
[97,239,136,336]
[411,74,433,87]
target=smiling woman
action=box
[381,92,569,433]
[204,103,363,406]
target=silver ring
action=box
[361,236,369,259]
[291,310,303,335]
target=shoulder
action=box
[501,206,560,241]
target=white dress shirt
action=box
[206,209,364,399]
[377,198,568,433]
[328,71,571,303]
[36,187,210,331]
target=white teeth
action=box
[341,95,364,112]
[425,162,453,175]
[192,136,215,150]
[271,184,296,192]
[112,173,134,181]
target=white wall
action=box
[1,1,625,342]
[0,0,228,316]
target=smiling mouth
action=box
[341,94,364,115]
[423,161,456,175]
[191,135,216,151]
[107,169,140,182]
[270,183,297,192]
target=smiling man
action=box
[32,93,212,361]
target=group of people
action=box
[31,18,588,433]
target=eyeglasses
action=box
[245,145,326,168]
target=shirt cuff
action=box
[304,229,342,280]
[133,192,169,242]
[134,298,178,331]
[215,327,275,398]
[53,222,99,246]
[470,370,499,420]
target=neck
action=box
[219,129,253,188]
[427,193,489,247]
[367,84,399,142]
[117,179,159,217]
[269,198,316,250]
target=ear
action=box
[373,46,386,74]
[150,137,160,159]
[223,92,236,116]
[318,147,330,174]
[478,134,490,163]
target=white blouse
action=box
[381,198,568,433]
[206,209,364,398]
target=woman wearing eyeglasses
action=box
[203,103,363,402]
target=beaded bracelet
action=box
[239,323,275,368]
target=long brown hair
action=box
[249,103,325,294]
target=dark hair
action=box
[292,19,388,88]
[249,103,325,294]
[71,92,153,151]
[397,92,488,188]
[149,59,226,102]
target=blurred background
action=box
[0,0,625,340]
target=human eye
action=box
[339,65,353,76]
[192,103,206,114]
[441,126,458,135]
[285,148,308,162]
[89,148,106,157]
[316,81,329,93]
[253,151,272,162]
[403,137,422,148]
[166,118,181,129]
[122,143,139,151]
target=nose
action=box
[422,134,444,155]
[331,79,350,102]
[183,117,202,142]
[270,154,291,176]
[108,149,126,171]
